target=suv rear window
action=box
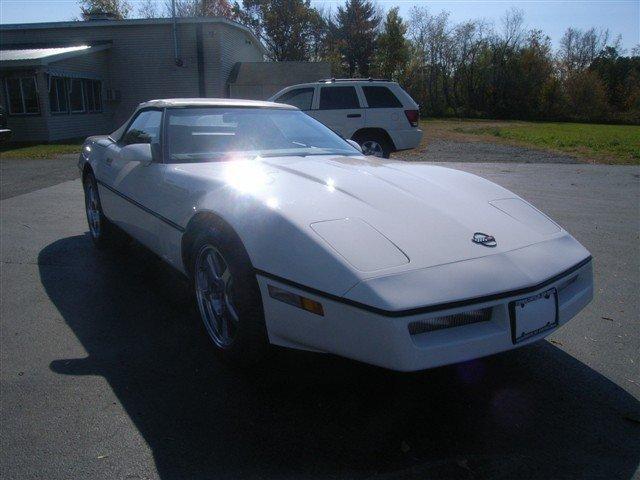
[362,86,402,108]
[319,86,360,110]
[277,88,314,110]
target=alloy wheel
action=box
[85,180,101,239]
[360,140,384,157]
[195,244,240,348]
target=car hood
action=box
[251,155,566,275]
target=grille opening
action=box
[408,308,492,335]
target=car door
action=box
[97,108,166,253]
[307,85,365,139]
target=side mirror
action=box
[120,143,155,166]
[346,139,362,153]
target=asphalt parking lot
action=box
[1,148,639,479]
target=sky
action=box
[0,0,638,52]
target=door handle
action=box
[347,113,362,118]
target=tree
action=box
[558,27,612,76]
[137,0,162,18]
[78,0,131,19]
[590,46,640,112]
[373,7,409,80]
[234,0,324,61]
[407,7,453,115]
[168,0,234,18]
[564,70,609,120]
[334,0,381,76]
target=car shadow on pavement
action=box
[40,235,639,480]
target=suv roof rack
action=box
[317,78,392,83]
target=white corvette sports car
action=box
[79,99,593,371]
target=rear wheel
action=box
[190,226,267,364]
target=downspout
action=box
[171,0,183,67]
[196,24,205,97]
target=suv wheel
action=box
[357,136,392,158]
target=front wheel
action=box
[83,172,122,249]
[356,135,392,158]
[191,227,268,365]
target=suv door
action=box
[308,86,364,139]
[360,84,406,130]
[98,109,166,253]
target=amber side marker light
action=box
[268,285,325,316]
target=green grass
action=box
[0,141,83,159]
[452,121,640,165]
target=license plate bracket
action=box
[510,288,559,344]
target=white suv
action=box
[269,79,422,158]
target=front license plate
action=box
[511,288,558,344]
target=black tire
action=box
[355,133,392,159]
[83,171,124,249]
[189,225,268,365]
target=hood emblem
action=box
[472,232,497,247]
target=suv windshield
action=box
[165,107,358,162]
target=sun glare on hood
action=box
[224,158,272,194]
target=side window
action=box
[123,110,163,145]
[319,86,360,110]
[362,86,402,108]
[276,88,314,110]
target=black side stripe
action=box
[96,180,185,232]
[255,256,592,318]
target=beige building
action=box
[0,17,328,142]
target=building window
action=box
[84,79,102,113]
[4,76,40,115]
[49,77,69,114]
[48,77,103,115]
[69,78,85,113]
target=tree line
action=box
[80,0,640,124]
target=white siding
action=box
[46,50,113,140]
[0,20,265,137]
[217,24,264,97]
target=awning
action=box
[0,43,111,68]
[45,68,103,80]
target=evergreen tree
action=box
[373,7,409,80]
[334,0,381,76]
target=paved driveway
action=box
[1,156,638,479]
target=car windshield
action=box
[165,107,359,162]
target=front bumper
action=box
[258,259,593,371]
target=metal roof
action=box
[0,17,268,56]
[0,43,111,67]
[139,98,297,109]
